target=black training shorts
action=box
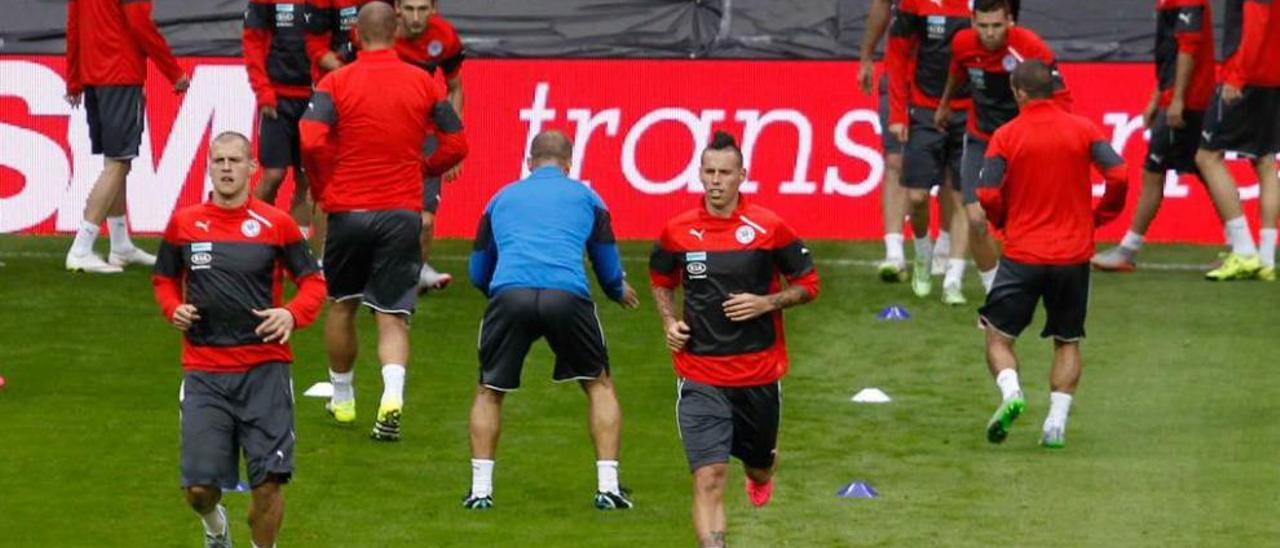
[903,106,966,190]
[1145,109,1205,175]
[324,210,422,315]
[677,378,781,472]
[85,85,145,160]
[960,132,988,205]
[1201,85,1280,158]
[258,97,310,171]
[478,288,610,391]
[980,257,1091,342]
[180,362,295,489]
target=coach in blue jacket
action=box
[463,130,640,511]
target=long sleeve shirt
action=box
[243,0,314,108]
[1154,0,1216,109]
[885,0,972,126]
[948,26,1071,141]
[65,0,184,94]
[1221,0,1280,88]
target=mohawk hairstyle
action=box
[705,130,744,168]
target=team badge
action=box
[428,40,444,57]
[241,219,262,238]
[735,225,757,245]
[1002,54,1019,72]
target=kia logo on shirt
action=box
[192,252,213,268]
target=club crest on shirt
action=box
[735,225,757,245]
[428,40,445,57]
[1002,54,1019,72]
[241,219,262,238]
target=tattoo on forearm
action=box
[653,286,679,324]
[769,284,812,311]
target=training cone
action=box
[851,388,892,403]
[877,305,910,321]
[303,382,334,398]
[836,482,878,499]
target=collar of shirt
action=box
[528,166,568,179]
[356,48,402,63]
[1018,99,1059,117]
[698,194,749,221]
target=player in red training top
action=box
[858,0,910,282]
[153,132,325,548]
[1187,0,1280,281]
[975,61,1129,450]
[886,0,973,301]
[300,3,467,442]
[934,0,1068,301]
[243,0,317,243]
[650,132,819,548]
[1092,0,1224,277]
[63,0,189,273]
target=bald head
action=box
[210,131,252,158]
[528,131,573,170]
[357,1,398,48]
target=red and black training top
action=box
[303,0,380,79]
[948,27,1071,141]
[1221,0,1280,88]
[64,0,184,95]
[649,200,820,388]
[152,198,326,373]
[977,100,1130,266]
[1154,0,1216,109]
[243,0,314,108]
[886,0,972,126]
[299,48,468,213]
[393,15,466,78]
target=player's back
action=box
[484,168,605,299]
[320,49,441,211]
[68,0,145,85]
[992,102,1098,264]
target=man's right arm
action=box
[299,79,338,204]
[65,0,82,98]
[885,0,920,135]
[976,134,1010,229]
[304,0,345,74]
[122,0,185,86]
[243,1,277,108]
[1088,129,1130,227]
[468,209,498,295]
[858,0,894,95]
[649,240,691,352]
[151,220,187,324]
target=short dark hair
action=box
[703,130,744,168]
[529,130,573,164]
[1011,59,1054,99]
[974,0,1019,21]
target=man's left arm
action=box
[300,80,338,204]
[585,199,637,307]
[723,225,819,322]
[123,0,186,87]
[468,209,498,295]
[1089,129,1130,227]
[1168,4,1207,128]
[976,133,1010,228]
[424,99,468,176]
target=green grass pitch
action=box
[1,236,1277,547]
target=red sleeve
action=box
[1086,124,1130,227]
[1173,4,1208,55]
[65,0,82,95]
[1226,0,1270,87]
[422,98,468,176]
[771,221,820,301]
[648,225,681,289]
[299,78,338,205]
[304,0,334,67]
[122,0,184,84]
[151,219,185,321]
[243,2,276,107]
[885,0,919,127]
[948,32,969,80]
[277,221,326,329]
[440,24,465,78]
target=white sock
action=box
[471,458,495,497]
[200,505,227,536]
[995,369,1021,401]
[70,220,100,256]
[913,237,933,263]
[299,225,310,239]
[1225,216,1258,255]
[330,369,354,404]
[979,267,998,294]
[107,215,134,253]
[1046,391,1074,428]
[1119,230,1145,253]
[884,233,905,263]
[381,364,406,405]
[597,460,620,495]
[944,258,966,288]
[935,231,951,257]
[251,543,274,548]
[1260,228,1277,268]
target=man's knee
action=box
[1195,148,1223,169]
[579,373,614,393]
[907,189,931,208]
[185,484,221,510]
[966,207,987,233]
[885,153,903,174]
[374,312,410,330]
[693,465,728,494]
[475,384,506,403]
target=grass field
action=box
[1,236,1277,547]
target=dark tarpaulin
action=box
[0,0,1216,63]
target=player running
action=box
[650,132,820,548]
[859,0,910,282]
[935,0,1068,298]
[1092,0,1222,275]
[153,132,325,548]
[886,0,973,301]
[976,61,1129,449]
[244,0,316,238]
[300,2,467,440]
[465,131,639,511]
[63,0,189,273]
[1189,0,1280,280]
